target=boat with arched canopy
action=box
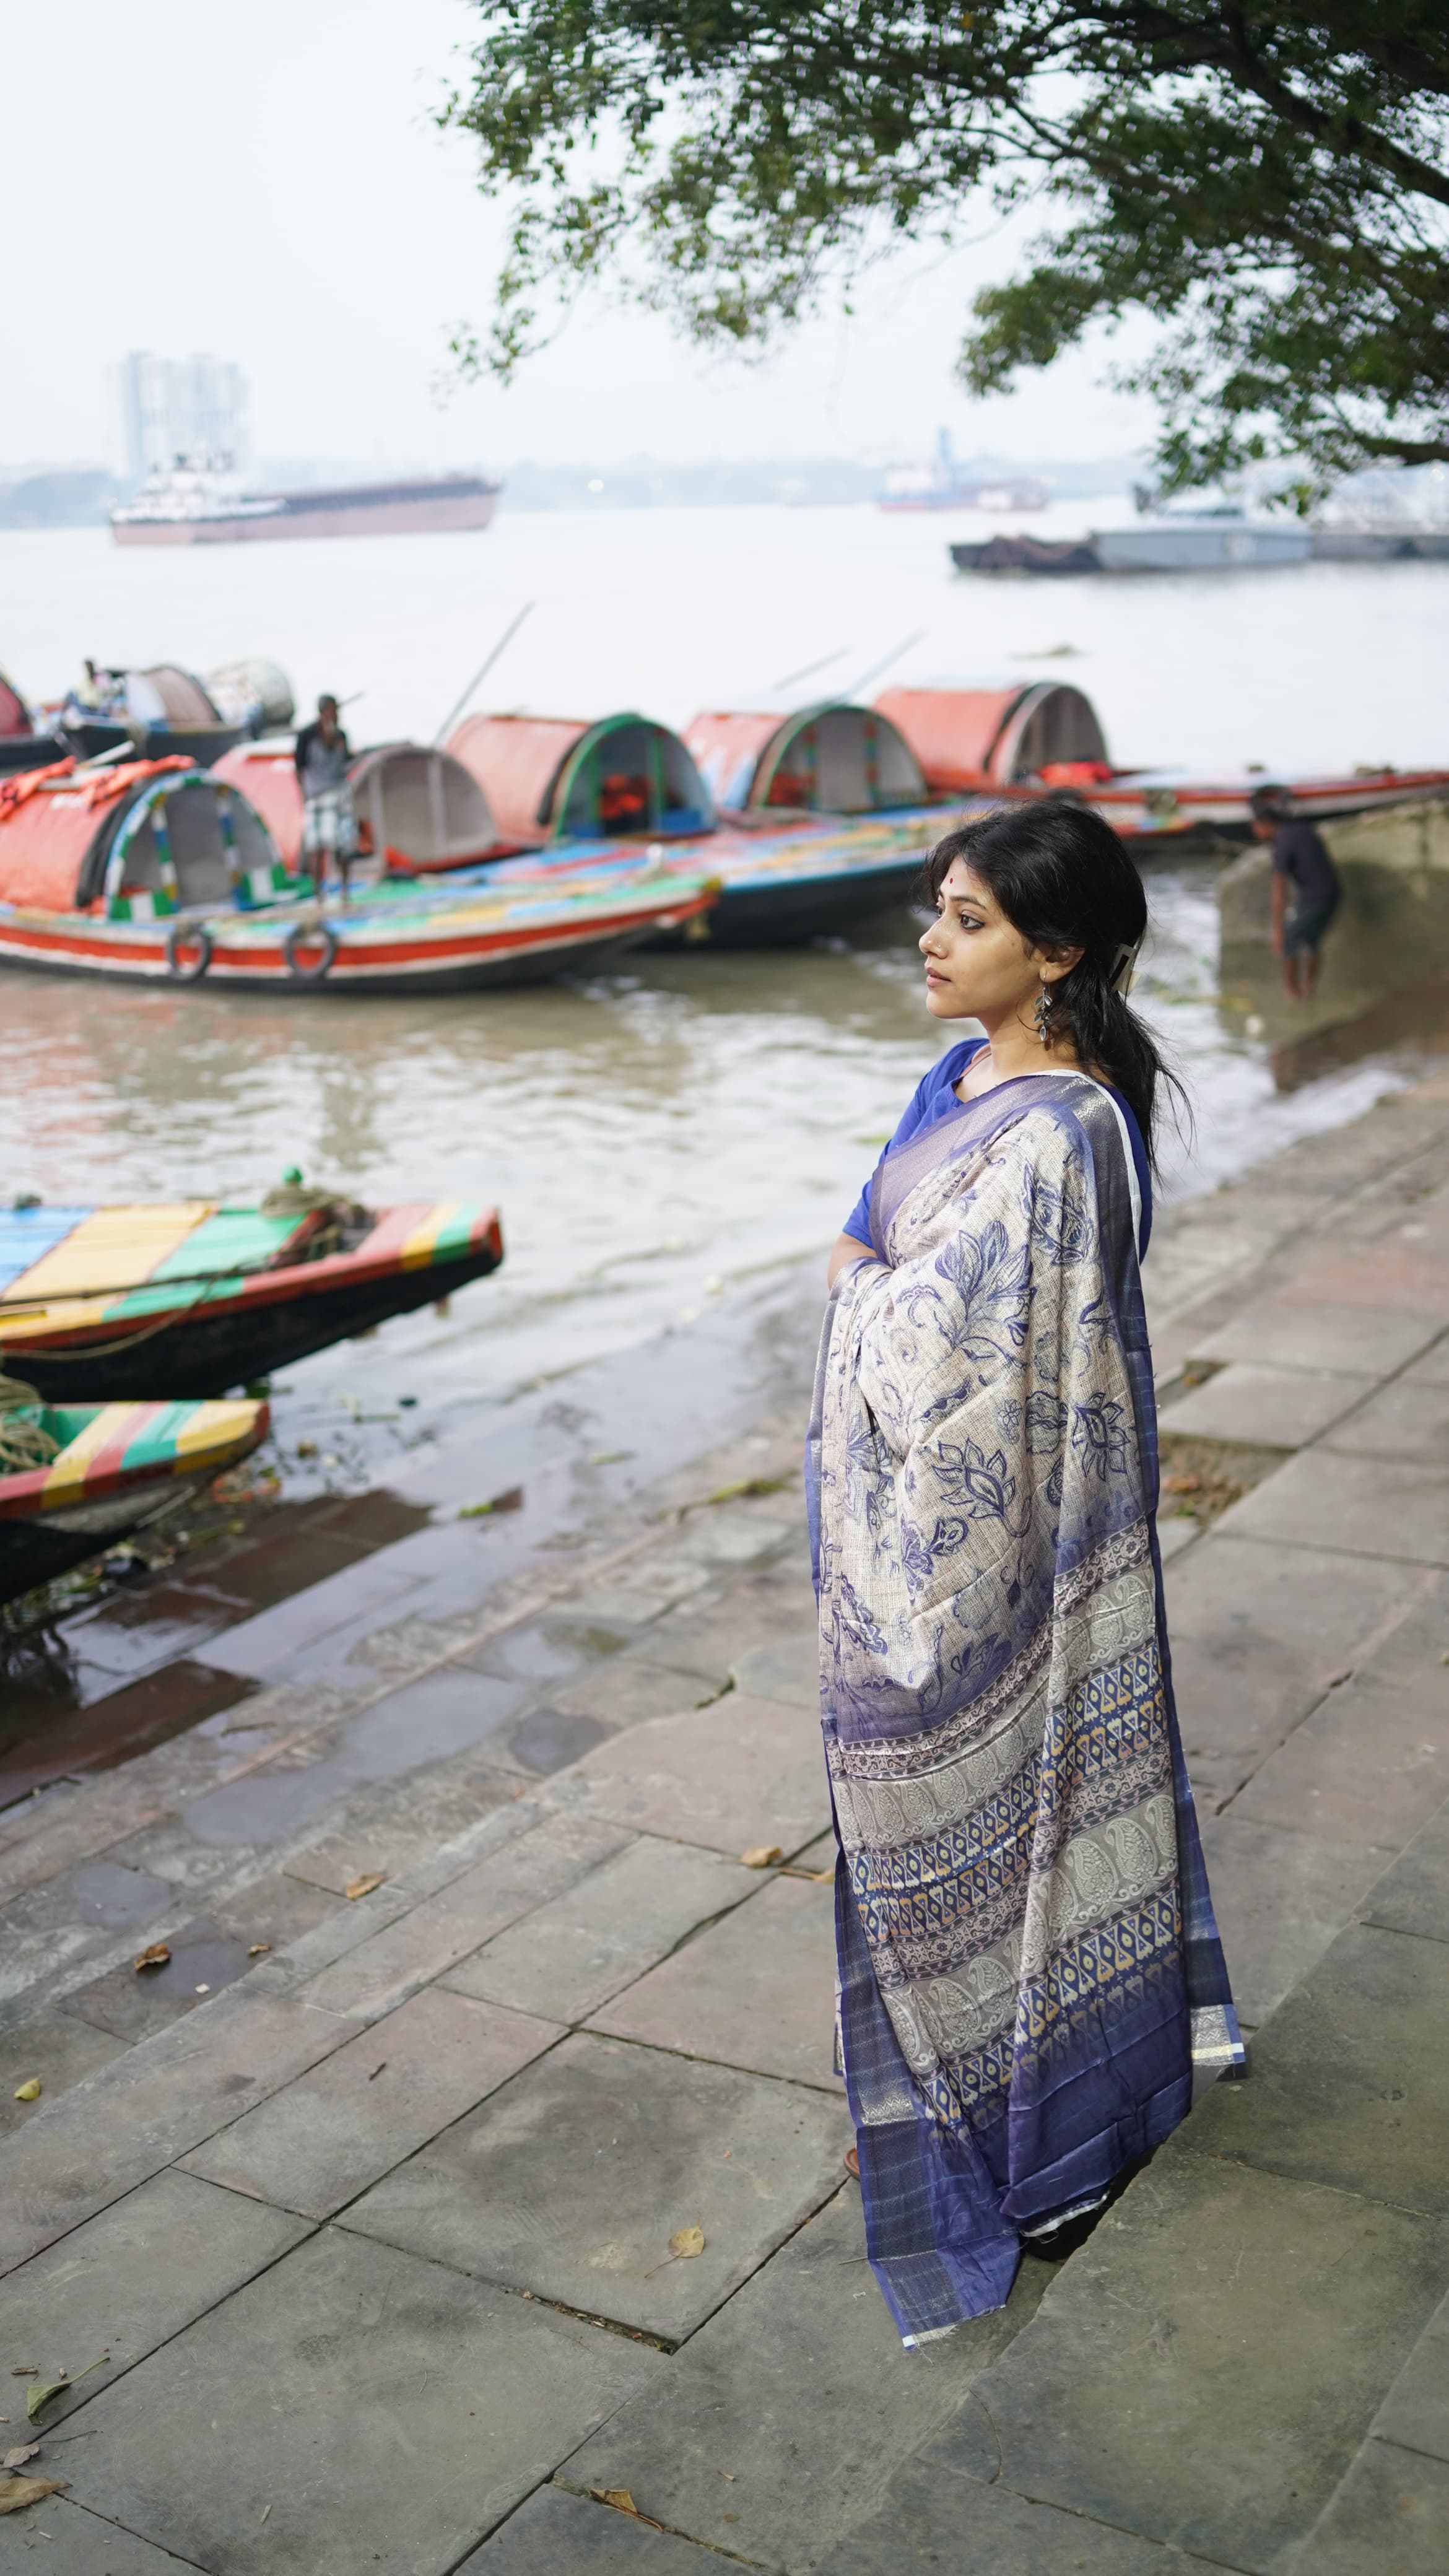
[0,754,718,990]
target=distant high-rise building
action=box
[118,351,250,479]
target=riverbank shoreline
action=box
[2,1068,1449,2570]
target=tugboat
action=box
[110,455,502,546]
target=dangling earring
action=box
[1033,980,1052,1048]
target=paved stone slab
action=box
[1360,1801,1449,1943]
[730,1629,818,1708]
[590,1869,840,2089]
[61,1917,261,2042]
[457,1615,617,1686]
[0,2009,126,2138]
[1196,1814,1385,2027]
[443,1838,755,2026]
[545,1658,721,1729]
[816,2457,1204,2574]
[343,2030,847,2340]
[1400,1336,1449,1387]
[181,1986,562,2217]
[921,2149,1449,2571]
[565,1555,715,1630]
[205,1866,344,1953]
[565,2188,1050,2569]
[178,1668,526,1852]
[1292,2439,1449,2575]
[1322,1375,1449,1464]
[1188,1299,1442,1376]
[1374,2284,1449,2463]
[1161,1534,1426,1805]
[1230,1670,1449,1852]
[1155,1514,1201,1565]
[0,1987,348,2276]
[462,2484,717,2570]
[277,1747,522,1893]
[1160,1360,1378,1450]
[0,2498,204,2573]
[505,1706,612,1775]
[0,2168,309,2424]
[1189,1921,1449,2216]
[640,1573,820,1686]
[297,1814,631,2019]
[557,1694,829,1857]
[1214,1450,1449,1567]
[61,2226,662,2576]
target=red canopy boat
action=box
[0,754,718,990]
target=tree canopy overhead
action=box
[440,4,1449,497]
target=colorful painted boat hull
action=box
[0,872,718,991]
[0,1394,266,1601]
[0,1200,504,1399]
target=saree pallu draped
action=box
[808,1072,1242,2346]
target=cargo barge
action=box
[110,461,501,546]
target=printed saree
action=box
[807,1071,1243,2346]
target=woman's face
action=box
[920,857,1056,1025]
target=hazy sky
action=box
[1,0,1154,472]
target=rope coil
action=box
[0,1368,59,1473]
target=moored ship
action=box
[110,458,502,547]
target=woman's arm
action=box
[828,1232,874,1289]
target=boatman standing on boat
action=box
[293,695,357,892]
[1251,785,1342,1001]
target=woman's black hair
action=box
[923,799,1188,1169]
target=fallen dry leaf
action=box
[247,1943,271,1957]
[2,2445,39,2471]
[27,2358,104,2423]
[11,2080,40,2103]
[344,1873,386,1902]
[646,2223,707,2276]
[0,2476,67,2515]
[739,1845,783,1869]
[134,1943,171,1972]
[591,2489,638,2516]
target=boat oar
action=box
[433,604,535,746]
[765,646,850,695]
[845,629,928,697]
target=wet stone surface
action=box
[5,1077,1449,2568]
[342,2029,850,2340]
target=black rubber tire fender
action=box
[165,919,214,981]
[282,919,339,984]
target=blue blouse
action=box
[843,1037,1153,1260]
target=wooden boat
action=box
[212,739,512,873]
[0,1196,504,1400]
[0,754,719,990]
[877,684,1449,839]
[683,701,926,817]
[0,1388,266,1602]
[448,710,715,846]
[450,702,951,939]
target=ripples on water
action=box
[2,508,1446,1447]
[1,856,1432,1438]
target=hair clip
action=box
[1111,935,1144,996]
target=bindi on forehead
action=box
[940,862,997,911]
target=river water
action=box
[3,507,1448,1471]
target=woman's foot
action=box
[844,2146,859,2179]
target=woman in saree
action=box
[810,799,1242,2348]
